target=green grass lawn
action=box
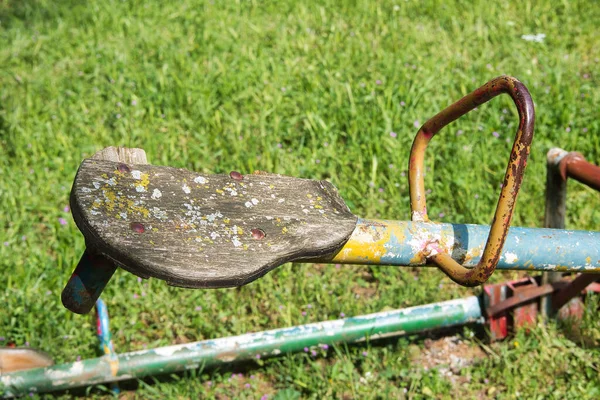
[1,0,600,398]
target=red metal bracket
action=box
[483,275,600,341]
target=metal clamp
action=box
[408,76,535,286]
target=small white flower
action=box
[521,33,545,43]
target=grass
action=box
[1,0,599,398]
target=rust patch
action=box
[407,75,535,287]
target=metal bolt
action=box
[117,163,131,173]
[229,171,243,181]
[251,228,265,240]
[130,222,145,233]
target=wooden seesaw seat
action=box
[63,76,536,313]
[68,147,357,293]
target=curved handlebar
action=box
[408,75,535,286]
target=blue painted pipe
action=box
[95,298,120,394]
[333,219,600,273]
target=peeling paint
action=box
[504,252,518,264]
[332,218,600,273]
[1,296,482,397]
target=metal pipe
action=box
[542,148,569,317]
[552,273,600,311]
[559,151,600,191]
[0,297,482,397]
[95,299,120,394]
[61,250,118,315]
[95,299,116,359]
[542,148,600,316]
[331,218,600,273]
[408,76,535,286]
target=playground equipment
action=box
[60,76,599,314]
[1,76,599,397]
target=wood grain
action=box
[70,155,357,288]
[62,147,150,314]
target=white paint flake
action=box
[194,176,207,184]
[411,211,426,222]
[135,185,147,193]
[251,198,259,205]
[504,252,518,264]
[245,201,253,208]
[154,346,179,357]
[131,170,142,180]
[232,237,242,247]
[182,184,191,194]
[405,223,449,258]
[152,189,162,199]
[46,361,84,381]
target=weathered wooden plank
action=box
[62,147,149,314]
[70,157,357,288]
[90,147,148,164]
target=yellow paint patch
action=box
[332,220,406,264]
[108,358,119,376]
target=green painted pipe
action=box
[0,296,482,397]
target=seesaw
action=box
[2,76,599,397]
[59,75,598,314]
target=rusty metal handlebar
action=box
[408,75,535,286]
[558,151,600,191]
